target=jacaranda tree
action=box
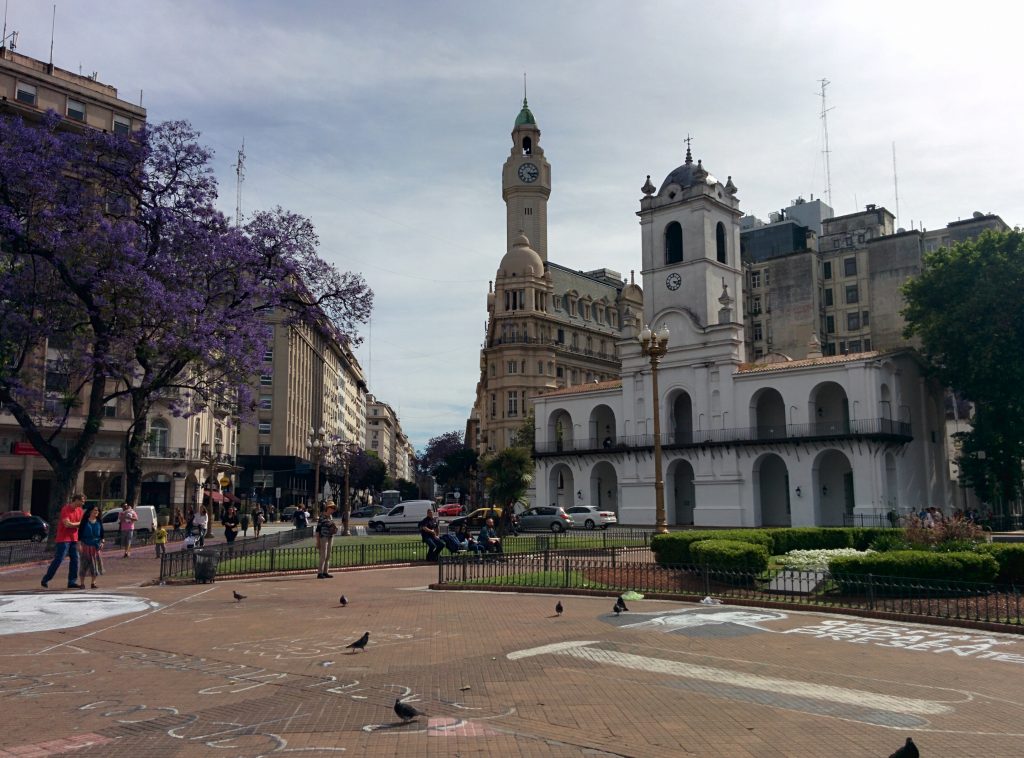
[0,113,373,520]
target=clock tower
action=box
[502,97,551,260]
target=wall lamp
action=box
[822,485,829,496]
[795,486,802,497]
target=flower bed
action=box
[778,548,874,572]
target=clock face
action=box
[518,162,539,183]
[666,272,682,291]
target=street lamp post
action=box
[200,440,224,522]
[336,436,357,536]
[638,323,671,534]
[306,426,327,516]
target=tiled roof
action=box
[736,351,881,375]
[539,379,623,398]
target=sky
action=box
[7,0,1023,451]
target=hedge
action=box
[978,543,1024,585]
[652,528,902,565]
[651,530,774,564]
[690,539,769,573]
[829,550,999,585]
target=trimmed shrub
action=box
[690,539,769,573]
[829,550,999,586]
[769,528,852,554]
[978,543,1024,585]
[848,527,895,551]
[651,530,773,565]
[869,531,910,552]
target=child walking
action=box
[154,523,168,558]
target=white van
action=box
[368,500,434,533]
[101,505,158,538]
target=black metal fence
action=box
[158,528,654,581]
[0,540,51,566]
[436,554,1024,627]
[159,526,314,579]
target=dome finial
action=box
[684,133,693,165]
[523,72,527,106]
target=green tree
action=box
[510,410,536,451]
[902,229,1024,507]
[482,446,533,535]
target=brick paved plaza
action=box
[2,553,1023,757]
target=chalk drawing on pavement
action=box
[0,593,159,636]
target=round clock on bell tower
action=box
[502,96,551,260]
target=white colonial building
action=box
[532,147,952,527]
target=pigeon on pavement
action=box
[232,591,246,603]
[555,601,563,616]
[394,698,426,723]
[613,602,623,616]
[339,595,348,607]
[616,596,629,612]
[346,631,370,652]
[888,737,919,758]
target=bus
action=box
[381,490,401,509]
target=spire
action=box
[684,133,693,165]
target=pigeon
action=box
[394,698,425,723]
[616,596,630,613]
[555,601,563,617]
[888,737,919,758]
[339,595,348,607]
[346,631,370,653]
[232,591,246,603]
[613,602,622,616]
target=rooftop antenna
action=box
[818,78,834,208]
[892,141,900,228]
[233,138,246,227]
[48,4,55,68]
[523,72,526,100]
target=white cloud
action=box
[9,0,1023,447]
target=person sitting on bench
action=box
[478,517,502,554]
[418,508,444,561]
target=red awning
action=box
[224,493,241,503]
[204,490,227,503]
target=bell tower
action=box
[502,96,551,260]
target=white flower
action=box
[779,548,874,571]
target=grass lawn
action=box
[456,569,610,589]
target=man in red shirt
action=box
[41,493,86,589]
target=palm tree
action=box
[483,447,532,535]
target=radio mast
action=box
[819,78,834,208]
[234,138,246,227]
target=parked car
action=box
[368,500,434,533]
[281,506,300,521]
[0,510,32,521]
[350,505,385,518]
[448,507,509,532]
[565,505,617,530]
[100,505,157,538]
[0,514,48,542]
[437,503,464,518]
[517,505,573,533]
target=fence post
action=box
[702,563,710,596]
[602,530,607,549]
[611,547,617,568]
[360,544,366,566]
[867,573,876,610]
[564,557,570,588]
[270,548,275,572]
[543,549,550,573]
[438,557,443,585]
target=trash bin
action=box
[193,549,219,584]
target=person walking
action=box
[78,504,105,589]
[223,506,240,543]
[171,509,185,540]
[153,522,168,558]
[252,508,264,538]
[118,503,138,557]
[240,509,250,538]
[41,493,86,589]
[315,501,339,578]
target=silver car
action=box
[566,505,618,530]
[517,506,573,533]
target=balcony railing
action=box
[535,417,911,455]
[490,335,617,362]
[141,446,235,465]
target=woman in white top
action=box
[192,506,209,547]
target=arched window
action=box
[522,137,532,155]
[716,221,727,263]
[665,222,683,264]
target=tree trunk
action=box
[124,393,149,507]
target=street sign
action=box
[219,475,231,487]
[275,487,282,499]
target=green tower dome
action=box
[514,97,536,126]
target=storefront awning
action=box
[204,490,227,503]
